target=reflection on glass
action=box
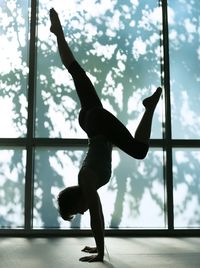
[169,0,200,139]
[33,147,165,229]
[173,149,200,228]
[36,0,162,138]
[0,0,28,137]
[0,149,26,228]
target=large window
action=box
[0,0,28,137]
[33,148,165,229]
[168,0,200,230]
[0,0,199,234]
[169,0,200,139]
[36,0,162,139]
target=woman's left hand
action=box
[81,246,97,253]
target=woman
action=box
[49,8,162,262]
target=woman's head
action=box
[57,186,87,221]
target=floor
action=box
[0,237,199,268]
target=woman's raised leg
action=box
[50,8,162,159]
[86,87,162,159]
[50,8,75,69]
[49,8,102,110]
[134,87,162,144]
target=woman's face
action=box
[77,194,88,214]
[61,196,88,221]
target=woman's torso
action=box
[80,135,112,189]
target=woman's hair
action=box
[57,185,81,221]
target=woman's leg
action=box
[86,87,162,159]
[134,87,162,144]
[50,8,75,69]
[49,8,102,111]
[50,9,162,159]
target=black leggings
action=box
[68,61,149,160]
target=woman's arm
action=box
[78,168,105,262]
[79,191,104,262]
[90,192,105,258]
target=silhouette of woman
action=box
[49,8,162,262]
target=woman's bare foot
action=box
[143,87,162,111]
[49,8,63,36]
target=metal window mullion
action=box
[24,0,37,232]
[161,0,174,232]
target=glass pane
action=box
[0,0,29,137]
[33,148,165,229]
[0,149,26,228]
[169,0,200,139]
[173,149,200,229]
[36,0,163,138]
[107,148,165,229]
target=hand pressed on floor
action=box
[81,246,98,253]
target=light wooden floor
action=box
[0,237,199,268]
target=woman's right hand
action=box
[81,246,97,253]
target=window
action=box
[173,149,200,228]
[33,148,165,229]
[168,0,200,231]
[169,0,200,139]
[0,0,199,234]
[0,0,28,137]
